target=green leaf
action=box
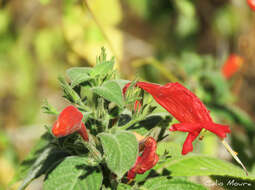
[157,155,255,180]
[112,79,130,90]
[98,130,138,178]
[18,147,68,190]
[142,177,207,190]
[15,133,69,190]
[18,147,53,190]
[66,67,92,87]
[44,156,103,190]
[91,60,114,77]
[117,183,132,190]
[41,100,59,115]
[155,142,255,180]
[14,133,52,183]
[92,80,124,107]
[156,142,182,160]
[58,76,81,104]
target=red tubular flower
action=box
[52,105,89,141]
[129,82,230,155]
[221,54,243,79]
[247,0,255,11]
[127,137,159,180]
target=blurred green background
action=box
[1,0,255,189]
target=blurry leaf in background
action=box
[0,156,15,188]
[213,5,242,37]
[63,0,123,65]
[39,0,51,5]
[126,0,149,19]
[88,0,122,25]
[0,131,17,189]
[132,57,179,82]
[0,9,9,35]
[200,71,233,104]
[175,0,199,38]
[34,28,65,65]
[180,52,204,76]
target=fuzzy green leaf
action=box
[155,142,255,180]
[14,133,53,184]
[92,80,124,107]
[112,79,130,90]
[66,67,92,87]
[142,177,207,190]
[44,156,103,190]
[18,147,53,190]
[98,130,138,178]
[15,133,68,190]
[117,183,132,190]
[91,60,114,77]
[58,76,81,104]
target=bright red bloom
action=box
[52,105,89,141]
[247,0,255,11]
[221,54,243,79]
[129,82,230,155]
[127,137,159,180]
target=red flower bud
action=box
[134,100,142,112]
[78,123,89,142]
[122,83,142,112]
[132,82,230,155]
[52,105,89,141]
[122,83,131,96]
[247,0,255,11]
[127,137,159,180]
[221,54,243,79]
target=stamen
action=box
[222,139,248,176]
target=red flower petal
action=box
[170,123,230,139]
[203,123,231,139]
[182,132,200,155]
[52,105,83,137]
[136,82,212,123]
[170,123,202,133]
[127,137,158,180]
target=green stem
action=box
[77,101,92,113]
[221,139,248,176]
[121,117,142,130]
